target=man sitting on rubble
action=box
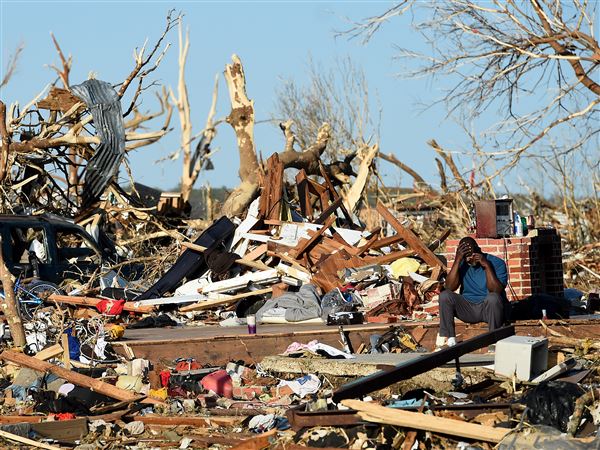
[437,237,508,348]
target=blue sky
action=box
[1,1,508,192]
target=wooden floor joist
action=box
[342,400,510,443]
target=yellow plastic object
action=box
[106,324,125,340]
[389,257,421,278]
[149,387,168,401]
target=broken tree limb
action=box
[222,54,261,217]
[344,144,379,213]
[379,151,431,191]
[376,202,446,270]
[0,350,161,404]
[0,237,26,347]
[278,122,332,177]
[181,241,271,271]
[428,140,469,192]
[341,400,510,443]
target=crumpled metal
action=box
[70,79,125,208]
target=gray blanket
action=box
[256,284,322,322]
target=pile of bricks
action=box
[445,228,564,301]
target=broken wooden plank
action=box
[293,215,336,258]
[33,344,63,361]
[368,234,405,251]
[132,414,246,427]
[258,153,284,221]
[295,170,313,219]
[352,228,382,257]
[134,294,204,307]
[180,288,273,312]
[48,294,154,314]
[61,334,70,370]
[318,162,355,225]
[364,249,415,265]
[268,251,311,274]
[341,400,510,443]
[182,242,271,271]
[0,428,64,450]
[31,418,88,445]
[313,196,342,225]
[244,244,268,262]
[229,429,277,450]
[376,202,446,270]
[0,350,159,404]
[200,269,279,294]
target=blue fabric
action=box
[459,253,508,304]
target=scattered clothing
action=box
[256,284,321,323]
[277,374,321,398]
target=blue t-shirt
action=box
[458,253,508,304]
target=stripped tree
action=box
[342,0,599,180]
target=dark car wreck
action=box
[0,214,119,284]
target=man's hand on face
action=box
[469,253,491,269]
[456,242,473,263]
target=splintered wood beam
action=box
[376,202,446,270]
[318,162,355,225]
[341,400,510,443]
[48,294,154,314]
[131,414,246,427]
[314,196,342,225]
[364,249,415,265]
[351,227,382,256]
[295,170,313,218]
[258,153,284,221]
[179,288,273,312]
[0,350,161,404]
[0,429,63,450]
[33,344,64,361]
[244,244,268,262]
[293,216,336,258]
[368,234,405,251]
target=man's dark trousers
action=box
[438,290,506,338]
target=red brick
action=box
[508,251,530,259]
[233,386,266,400]
[271,385,294,397]
[508,260,528,268]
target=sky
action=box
[0,1,533,194]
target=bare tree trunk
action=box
[0,101,11,184]
[344,144,378,213]
[428,139,469,192]
[222,55,261,217]
[0,238,26,347]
